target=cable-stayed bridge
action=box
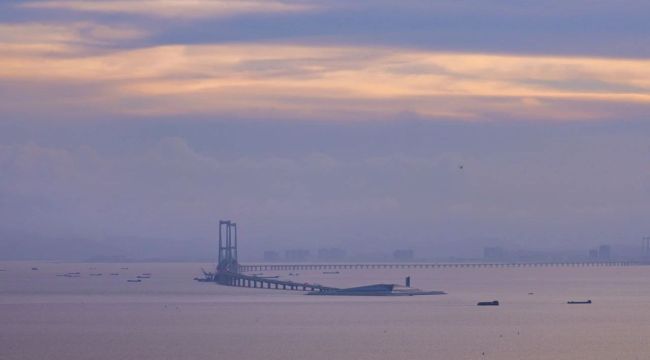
[197,220,643,291]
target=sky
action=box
[0,0,649,261]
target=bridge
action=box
[239,261,640,272]
[198,220,338,292]
[199,220,645,291]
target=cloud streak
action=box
[20,0,315,19]
[0,22,147,57]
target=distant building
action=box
[393,249,414,262]
[317,248,347,262]
[263,250,280,262]
[598,245,611,261]
[588,249,598,260]
[285,249,310,262]
[483,246,506,261]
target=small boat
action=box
[136,275,150,279]
[31,267,39,271]
[567,300,591,304]
[110,273,119,276]
[127,279,142,282]
[89,273,103,276]
[120,267,129,270]
[142,273,152,276]
[323,271,340,274]
[477,300,499,306]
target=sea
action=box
[2,261,650,359]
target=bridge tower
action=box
[217,220,239,274]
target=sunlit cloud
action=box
[20,0,315,19]
[0,22,147,56]
[1,26,649,121]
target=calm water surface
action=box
[2,261,650,359]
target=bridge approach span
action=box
[239,261,642,272]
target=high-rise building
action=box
[393,249,414,261]
[317,248,347,262]
[483,246,506,261]
[598,245,611,261]
[263,250,280,262]
[285,249,310,262]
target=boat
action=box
[194,269,214,282]
[136,275,150,279]
[323,271,340,274]
[127,279,142,282]
[567,300,591,304]
[31,267,39,271]
[308,284,446,296]
[477,300,499,306]
[110,273,119,276]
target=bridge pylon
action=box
[217,220,239,275]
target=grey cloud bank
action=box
[1,120,648,260]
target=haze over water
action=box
[3,262,650,360]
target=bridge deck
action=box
[201,261,645,292]
[239,261,642,272]
[214,271,338,292]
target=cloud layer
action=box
[2,36,649,121]
[2,1,649,122]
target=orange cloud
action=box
[20,0,315,18]
[1,31,649,121]
[0,22,147,56]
